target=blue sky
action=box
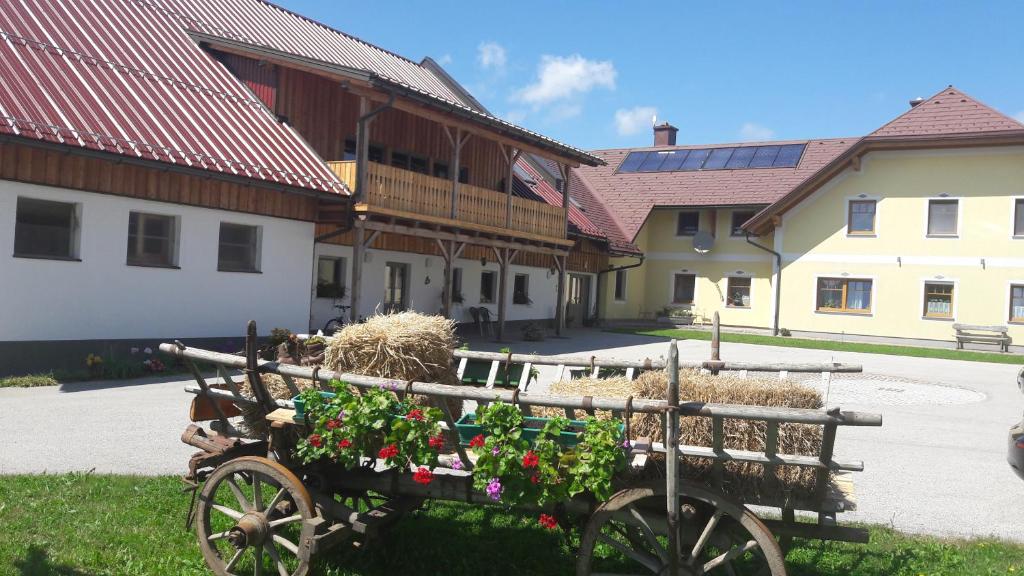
[278,1,1024,150]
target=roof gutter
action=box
[745,233,781,336]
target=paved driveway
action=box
[2,331,1021,542]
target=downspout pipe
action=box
[595,254,645,324]
[745,233,781,336]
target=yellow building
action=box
[575,86,1024,344]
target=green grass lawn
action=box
[611,327,1024,365]
[1,473,1022,575]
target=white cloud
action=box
[477,41,506,71]
[615,106,657,136]
[738,122,775,141]
[515,54,616,106]
[1013,111,1024,125]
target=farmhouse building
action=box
[582,86,1024,344]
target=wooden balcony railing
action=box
[327,161,566,241]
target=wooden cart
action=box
[165,321,882,576]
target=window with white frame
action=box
[923,282,954,319]
[127,211,177,267]
[726,277,751,308]
[927,199,958,236]
[672,273,695,304]
[1010,284,1024,323]
[316,256,346,298]
[217,223,260,272]
[614,269,627,301]
[14,197,79,260]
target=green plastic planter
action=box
[291,391,336,420]
[460,359,525,387]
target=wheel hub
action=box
[228,512,270,549]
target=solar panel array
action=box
[617,143,807,173]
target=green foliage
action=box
[295,380,443,472]
[0,373,59,388]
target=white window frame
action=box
[811,273,876,317]
[844,194,879,237]
[1012,196,1024,239]
[217,222,262,273]
[13,196,82,261]
[126,210,180,268]
[919,277,958,322]
[669,270,698,305]
[924,196,961,238]
[724,274,753,309]
[613,269,628,302]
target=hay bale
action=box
[536,370,825,503]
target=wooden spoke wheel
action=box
[196,456,315,576]
[577,480,786,576]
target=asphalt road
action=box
[2,331,1022,542]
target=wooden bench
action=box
[953,323,1011,352]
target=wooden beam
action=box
[496,246,509,341]
[554,254,566,336]
[442,240,454,319]
[359,219,571,256]
[349,220,364,323]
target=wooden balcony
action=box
[327,161,569,245]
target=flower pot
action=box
[460,360,524,387]
[454,413,623,448]
[292,391,336,420]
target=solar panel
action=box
[659,150,690,171]
[638,151,670,172]
[749,145,781,168]
[702,148,735,170]
[616,151,648,173]
[773,144,806,167]
[725,146,757,169]
[680,148,710,170]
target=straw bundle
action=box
[536,370,825,503]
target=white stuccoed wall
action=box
[310,242,560,330]
[0,180,315,341]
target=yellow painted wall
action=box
[601,208,775,328]
[777,147,1024,341]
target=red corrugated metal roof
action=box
[0,0,345,194]
[515,158,602,237]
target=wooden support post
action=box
[665,340,681,574]
[710,311,721,375]
[553,255,566,336]
[350,221,364,323]
[439,239,454,319]
[495,247,508,341]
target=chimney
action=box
[653,122,678,146]
[909,97,924,108]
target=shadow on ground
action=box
[12,546,98,576]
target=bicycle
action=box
[322,302,352,335]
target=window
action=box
[676,211,699,236]
[384,262,409,313]
[390,151,409,169]
[343,138,356,161]
[1011,284,1024,322]
[672,274,695,304]
[368,144,385,164]
[726,277,751,308]
[513,274,531,304]
[316,256,346,298]
[848,200,876,235]
[816,278,872,313]
[923,282,954,319]
[458,167,469,184]
[126,212,176,267]
[409,155,429,175]
[927,199,958,236]
[614,270,627,301]
[1014,199,1024,237]
[730,210,756,237]
[217,223,260,272]
[432,162,449,179]
[480,271,496,303]
[14,197,79,259]
[451,267,464,303]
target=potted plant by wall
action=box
[658,306,695,325]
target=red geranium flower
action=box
[326,419,341,430]
[530,474,539,484]
[308,434,322,448]
[538,514,558,529]
[338,439,352,449]
[428,435,445,449]
[406,408,425,421]
[378,444,399,459]
[412,467,434,485]
[522,450,539,469]
[469,434,485,448]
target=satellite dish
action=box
[692,231,715,254]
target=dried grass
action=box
[536,370,825,503]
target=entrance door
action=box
[566,273,592,326]
[384,262,409,313]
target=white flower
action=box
[143,347,153,355]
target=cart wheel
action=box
[576,480,786,576]
[196,456,315,576]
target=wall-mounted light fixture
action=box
[425,275,431,285]
[364,252,373,263]
[480,257,487,267]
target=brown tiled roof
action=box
[574,138,856,242]
[871,86,1024,137]
[568,169,642,255]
